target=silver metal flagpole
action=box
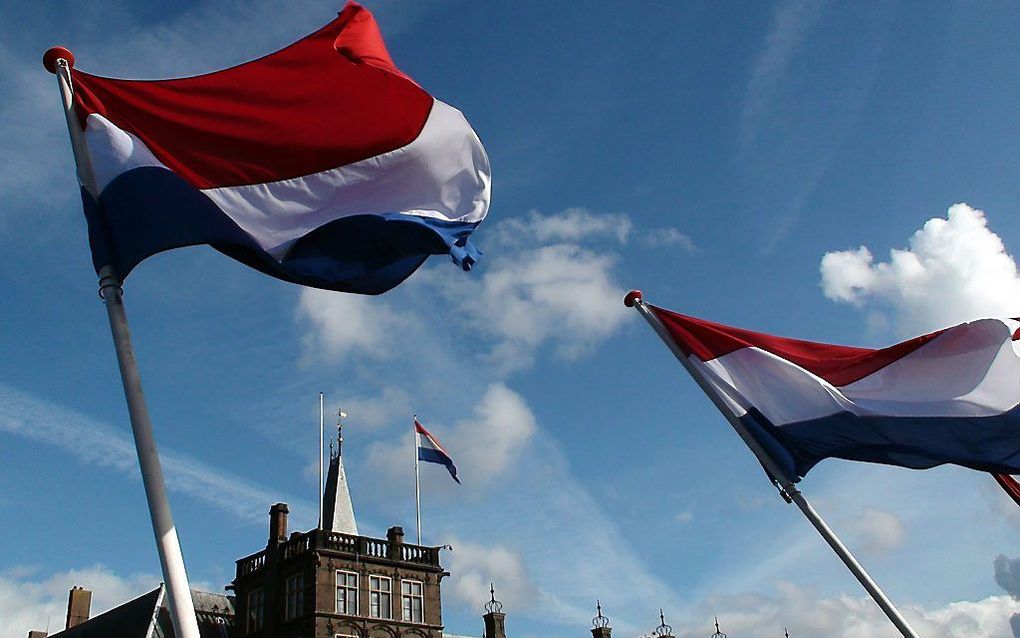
[414,415,422,545]
[625,290,920,638]
[46,47,201,638]
[319,392,325,529]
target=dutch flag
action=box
[415,418,459,484]
[648,304,1020,482]
[64,1,489,294]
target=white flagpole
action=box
[414,416,422,545]
[45,48,201,638]
[625,290,920,638]
[319,392,324,529]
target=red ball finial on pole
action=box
[43,47,75,74]
[623,289,643,307]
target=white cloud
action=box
[643,227,697,252]
[449,383,537,484]
[443,538,538,612]
[494,208,632,246]
[0,383,311,525]
[335,386,413,430]
[844,507,905,557]
[675,511,694,524]
[296,288,411,363]
[365,383,536,491]
[820,204,1020,336]
[462,244,628,372]
[677,583,1019,638]
[0,564,157,638]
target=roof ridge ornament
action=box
[710,616,727,638]
[484,583,503,614]
[652,609,673,637]
[592,600,610,629]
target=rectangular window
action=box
[368,575,392,619]
[336,570,359,615]
[246,588,264,633]
[401,580,424,623]
[285,573,304,620]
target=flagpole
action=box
[624,290,919,638]
[414,416,422,545]
[319,392,325,529]
[46,48,201,638]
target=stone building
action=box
[33,429,453,638]
[27,429,744,638]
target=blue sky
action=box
[2,1,1020,637]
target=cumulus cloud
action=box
[296,288,411,363]
[443,538,538,612]
[820,204,1020,336]
[677,583,1019,638]
[1,564,157,638]
[844,507,905,557]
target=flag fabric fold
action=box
[415,418,459,483]
[69,1,490,294]
[649,304,1020,481]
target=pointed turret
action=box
[322,409,358,535]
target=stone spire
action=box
[322,409,358,535]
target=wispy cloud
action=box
[738,2,829,159]
[0,383,311,524]
[737,3,892,252]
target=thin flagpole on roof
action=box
[624,289,919,638]
[319,392,325,529]
[414,415,423,545]
[44,48,201,638]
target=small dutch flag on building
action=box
[414,417,460,484]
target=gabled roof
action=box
[48,586,234,638]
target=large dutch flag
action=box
[649,304,1020,482]
[415,418,459,483]
[66,2,490,294]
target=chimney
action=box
[65,586,92,629]
[591,600,611,638]
[482,584,506,638]
[386,526,405,560]
[269,502,289,546]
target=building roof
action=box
[48,586,234,638]
[323,432,358,535]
